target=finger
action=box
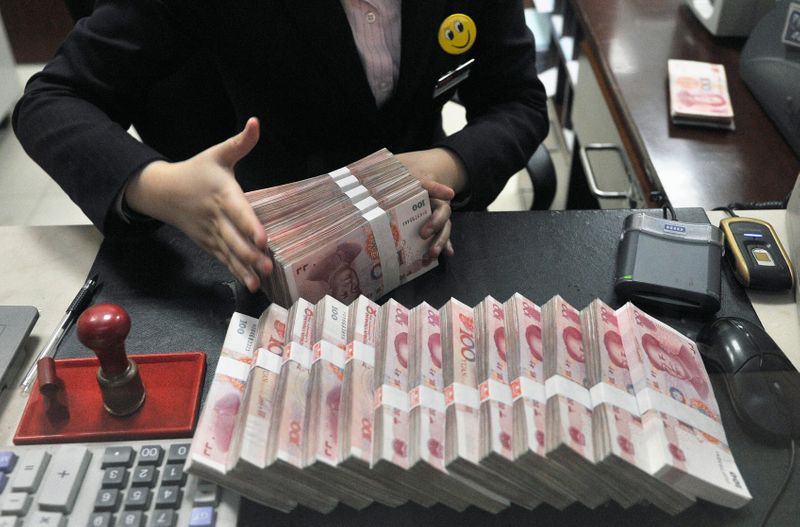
[428,219,452,258]
[420,199,451,239]
[445,240,454,256]
[216,216,269,290]
[217,213,265,270]
[212,117,261,167]
[209,243,259,292]
[420,179,455,201]
[429,199,451,228]
[227,250,260,292]
[219,181,272,275]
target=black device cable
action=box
[726,199,788,210]
[711,206,739,218]
[716,191,793,214]
[662,203,677,221]
[760,438,797,527]
[650,191,677,220]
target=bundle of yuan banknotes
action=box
[186,294,751,514]
[245,150,437,307]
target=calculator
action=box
[0,439,239,526]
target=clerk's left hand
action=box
[396,148,467,258]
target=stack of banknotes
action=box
[245,150,437,307]
[186,294,751,513]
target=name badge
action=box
[433,58,475,98]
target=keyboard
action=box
[0,439,239,527]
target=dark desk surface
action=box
[58,209,799,526]
[571,0,800,209]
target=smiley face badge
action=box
[438,14,476,55]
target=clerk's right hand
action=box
[124,117,271,293]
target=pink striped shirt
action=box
[340,0,402,107]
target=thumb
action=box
[213,117,260,167]
[420,179,455,201]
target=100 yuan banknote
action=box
[282,191,436,304]
[478,296,514,460]
[190,313,259,473]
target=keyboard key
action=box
[125,488,150,510]
[159,466,185,487]
[118,511,145,527]
[0,493,30,516]
[149,509,176,527]
[86,512,113,527]
[101,447,135,469]
[0,474,7,494]
[24,511,65,527]
[165,445,189,465]
[10,451,49,493]
[137,447,164,466]
[131,467,158,488]
[38,446,91,513]
[192,481,219,506]
[189,507,214,527]
[0,517,21,527]
[0,453,17,474]
[94,488,121,512]
[154,486,181,509]
[101,467,128,489]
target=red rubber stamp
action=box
[77,304,146,416]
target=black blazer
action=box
[13,0,548,235]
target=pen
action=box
[20,274,99,393]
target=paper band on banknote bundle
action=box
[374,384,410,412]
[286,302,316,346]
[360,205,401,293]
[479,379,513,406]
[344,184,369,205]
[636,388,726,442]
[544,375,592,408]
[329,166,352,181]
[334,174,359,192]
[254,347,284,374]
[223,312,259,358]
[312,340,347,369]
[444,382,481,410]
[215,355,251,383]
[589,382,639,416]
[345,341,375,366]
[510,377,547,404]
[409,385,446,413]
[354,196,378,213]
[335,174,357,189]
[283,342,313,370]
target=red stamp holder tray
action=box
[14,352,206,445]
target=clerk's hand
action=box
[124,117,271,293]
[396,148,467,258]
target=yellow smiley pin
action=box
[438,14,476,55]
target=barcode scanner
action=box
[719,217,795,291]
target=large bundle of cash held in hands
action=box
[245,150,437,307]
[186,294,751,514]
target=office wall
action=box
[0,0,72,62]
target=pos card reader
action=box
[615,212,723,314]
